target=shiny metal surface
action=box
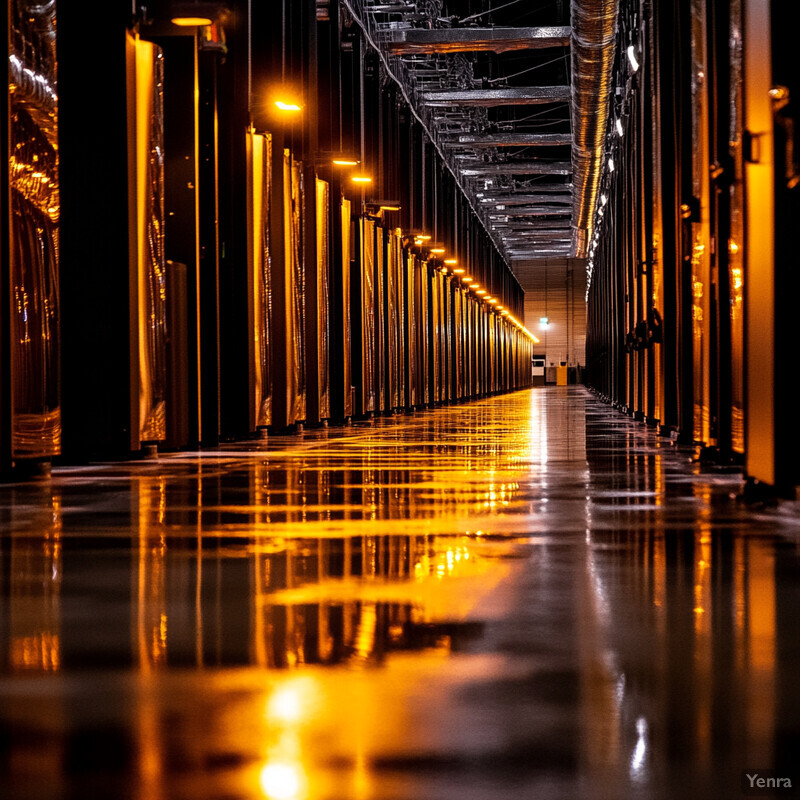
[1,387,798,800]
[9,0,61,459]
[134,38,168,444]
[570,0,619,257]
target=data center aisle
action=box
[1,387,799,800]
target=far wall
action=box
[514,258,587,367]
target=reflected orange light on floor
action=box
[267,677,320,725]
[260,762,306,800]
[11,633,61,671]
[137,477,168,671]
[10,493,62,672]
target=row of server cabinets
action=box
[1,0,534,471]
[585,0,799,495]
[249,133,533,432]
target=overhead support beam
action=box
[461,161,571,176]
[385,26,571,55]
[507,245,571,250]
[502,228,574,235]
[487,183,574,193]
[491,221,572,229]
[502,229,574,236]
[504,240,573,246]
[421,87,571,107]
[480,194,572,205]
[488,207,572,217]
[507,250,573,255]
[445,133,572,148]
[508,250,572,257]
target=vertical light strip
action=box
[743,0,775,484]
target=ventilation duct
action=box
[570,0,619,257]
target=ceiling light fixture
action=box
[627,45,640,72]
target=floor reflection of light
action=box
[259,762,305,800]
[630,717,648,779]
[529,391,548,464]
[267,677,318,725]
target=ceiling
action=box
[341,0,617,267]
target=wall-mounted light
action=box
[429,247,446,255]
[172,14,213,24]
[444,258,458,266]
[539,317,550,330]
[169,1,223,25]
[476,289,487,296]
[275,100,303,112]
[364,200,401,216]
[616,118,624,137]
[351,175,372,184]
[332,158,359,166]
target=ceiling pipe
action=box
[570,0,619,257]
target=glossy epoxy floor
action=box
[2,388,799,800]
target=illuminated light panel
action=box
[332,158,359,166]
[275,100,303,112]
[627,45,640,72]
[476,289,487,295]
[379,205,401,211]
[444,258,458,265]
[453,268,465,274]
[429,247,445,254]
[351,175,372,183]
[416,234,432,241]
